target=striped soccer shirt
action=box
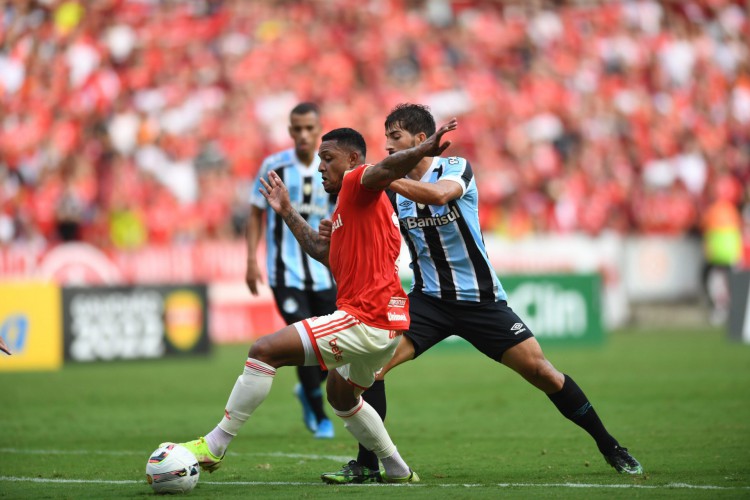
[391,156,506,302]
[250,148,336,291]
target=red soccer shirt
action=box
[328,165,409,331]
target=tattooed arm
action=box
[259,171,330,266]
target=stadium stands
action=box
[0,0,748,248]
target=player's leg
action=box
[272,286,330,434]
[322,293,446,483]
[304,287,339,438]
[494,310,642,474]
[458,300,642,474]
[177,324,306,472]
[312,320,417,483]
[502,338,642,473]
[326,368,417,483]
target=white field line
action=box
[1,476,749,490]
[0,447,351,463]
[1,448,748,491]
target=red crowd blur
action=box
[0,0,748,254]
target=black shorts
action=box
[406,290,534,362]
[271,286,337,325]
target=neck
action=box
[296,150,315,167]
[406,156,433,180]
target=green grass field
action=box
[2,326,749,499]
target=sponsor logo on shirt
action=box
[511,322,527,335]
[388,312,408,322]
[403,206,461,229]
[330,213,343,234]
[292,201,329,217]
[388,297,407,308]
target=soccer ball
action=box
[145,443,200,494]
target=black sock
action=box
[297,366,327,422]
[357,380,386,471]
[547,374,619,454]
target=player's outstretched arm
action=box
[362,118,458,191]
[259,171,330,266]
[389,178,463,206]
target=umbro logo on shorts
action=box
[511,322,527,335]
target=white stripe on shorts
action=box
[294,321,319,367]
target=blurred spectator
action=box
[702,175,744,325]
[0,0,748,250]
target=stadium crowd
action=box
[0,0,749,250]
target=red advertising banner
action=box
[0,241,249,284]
[0,242,282,343]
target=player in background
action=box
[169,120,458,483]
[246,102,336,438]
[320,104,642,484]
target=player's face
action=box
[318,140,358,193]
[385,124,421,155]
[289,112,322,157]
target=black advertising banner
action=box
[62,285,211,362]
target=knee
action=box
[326,381,358,412]
[326,390,343,410]
[248,338,273,365]
[523,359,564,392]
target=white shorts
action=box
[294,310,402,390]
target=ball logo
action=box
[164,291,203,351]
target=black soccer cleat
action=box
[321,460,382,484]
[603,446,643,475]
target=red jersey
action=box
[328,165,409,330]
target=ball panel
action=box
[145,443,200,494]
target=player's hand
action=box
[318,219,333,241]
[259,171,292,216]
[420,118,457,157]
[0,336,11,355]
[245,261,262,296]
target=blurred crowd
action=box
[1,0,749,251]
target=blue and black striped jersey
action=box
[250,148,335,291]
[391,156,506,303]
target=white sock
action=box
[216,358,276,437]
[380,449,409,478]
[333,398,409,477]
[204,426,233,457]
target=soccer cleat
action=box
[603,446,643,475]
[314,418,335,439]
[320,460,382,484]
[162,437,224,473]
[380,468,420,484]
[294,383,318,433]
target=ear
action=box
[349,150,360,167]
[415,131,428,145]
[287,125,293,138]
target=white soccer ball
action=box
[145,443,200,494]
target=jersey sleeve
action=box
[344,165,381,205]
[249,158,271,208]
[439,157,474,197]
